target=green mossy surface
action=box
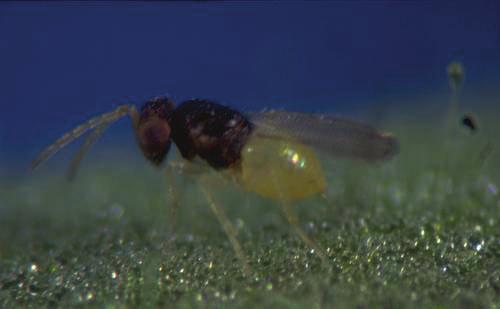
[1,103,499,308]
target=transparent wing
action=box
[249,110,399,162]
[31,104,137,170]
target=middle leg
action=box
[199,183,252,277]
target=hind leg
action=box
[278,199,328,264]
[270,170,328,264]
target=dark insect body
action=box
[169,99,254,170]
[111,96,254,169]
[461,114,477,133]
[31,95,399,276]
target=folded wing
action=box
[249,110,399,162]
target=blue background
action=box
[1,2,499,168]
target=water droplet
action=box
[111,272,118,279]
[85,292,94,301]
[266,283,273,290]
[411,292,417,301]
[30,264,38,272]
[307,222,315,230]
[55,276,63,286]
[475,244,483,251]
[230,291,236,300]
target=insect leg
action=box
[199,185,252,277]
[278,200,328,264]
[163,164,182,251]
[270,170,328,264]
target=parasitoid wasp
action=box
[31,96,399,275]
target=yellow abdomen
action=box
[238,135,326,202]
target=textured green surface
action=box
[0,103,499,308]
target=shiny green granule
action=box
[1,118,499,308]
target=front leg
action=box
[161,161,187,253]
[162,158,211,252]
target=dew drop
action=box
[30,263,38,273]
[411,292,417,301]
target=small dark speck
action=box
[461,114,477,132]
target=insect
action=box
[31,96,399,275]
[461,114,478,133]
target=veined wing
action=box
[249,110,399,162]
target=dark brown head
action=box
[137,96,175,165]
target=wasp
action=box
[31,96,399,275]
